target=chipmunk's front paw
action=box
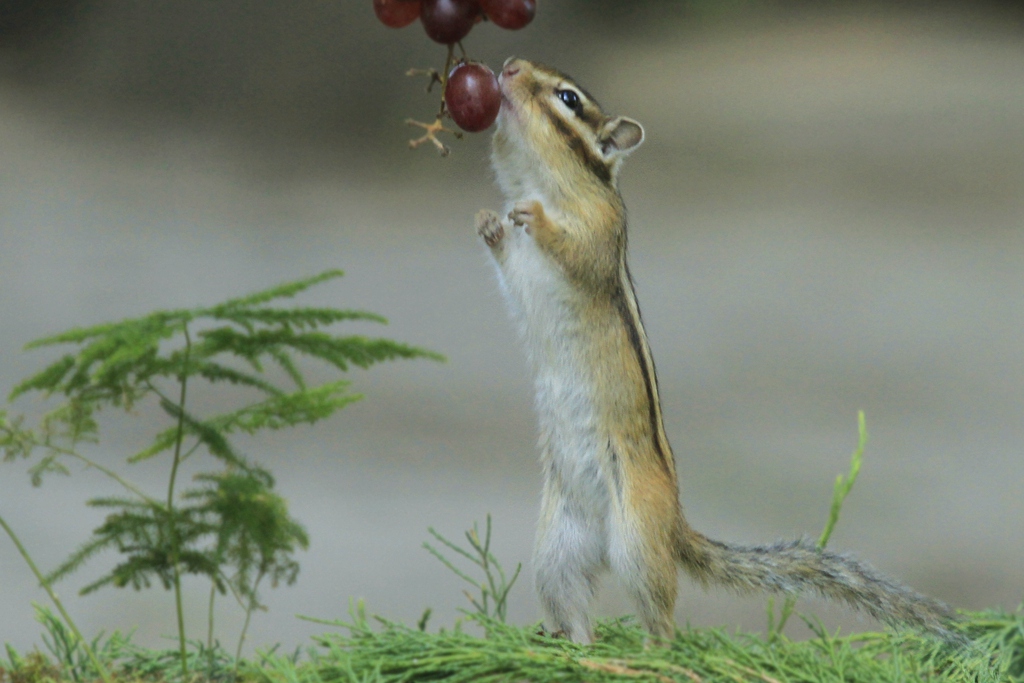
[508,200,545,235]
[475,209,504,248]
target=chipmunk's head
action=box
[492,57,644,200]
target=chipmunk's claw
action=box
[475,209,504,248]
[406,118,462,157]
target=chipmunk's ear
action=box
[599,117,645,158]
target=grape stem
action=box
[406,68,443,92]
[405,42,467,156]
[406,117,462,157]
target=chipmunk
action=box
[474,57,960,644]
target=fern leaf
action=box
[193,326,284,358]
[91,328,166,384]
[311,336,445,371]
[94,553,171,593]
[0,412,34,462]
[207,270,344,312]
[9,355,76,400]
[85,496,158,510]
[184,467,309,606]
[267,348,305,389]
[128,427,178,463]
[213,307,387,329]
[15,314,184,410]
[79,569,138,595]
[46,533,120,586]
[192,361,284,396]
[191,327,268,371]
[22,310,190,349]
[209,380,359,434]
[28,453,71,486]
[157,398,246,468]
[39,400,100,448]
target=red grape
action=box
[445,62,500,132]
[373,0,421,28]
[421,0,480,44]
[480,0,535,30]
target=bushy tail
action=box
[678,531,962,642]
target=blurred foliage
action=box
[0,269,441,677]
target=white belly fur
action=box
[490,212,611,518]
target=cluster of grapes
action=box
[372,0,536,155]
[373,0,535,42]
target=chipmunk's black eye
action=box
[556,88,583,114]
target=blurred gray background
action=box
[1,0,1022,656]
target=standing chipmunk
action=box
[475,57,960,644]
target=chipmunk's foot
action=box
[406,117,463,157]
[508,200,545,235]
[475,210,504,248]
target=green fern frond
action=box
[213,306,387,329]
[45,533,121,587]
[9,355,77,400]
[239,332,445,373]
[156,398,246,468]
[1,411,34,461]
[27,453,71,485]
[20,309,191,349]
[84,496,156,511]
[185,468,309,587]
[267,348,305,389]
[128,427,178,464]
[209,381,360,434]
[190,327,304,360]
[192,361,284,396]
[208,270,345,312]
[39,400,100,447]
[60,319,177,385]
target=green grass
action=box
[3,603,1023,683]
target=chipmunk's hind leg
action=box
[533,489,607,644]
[609,513,679,642]
[606,469,683,642]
